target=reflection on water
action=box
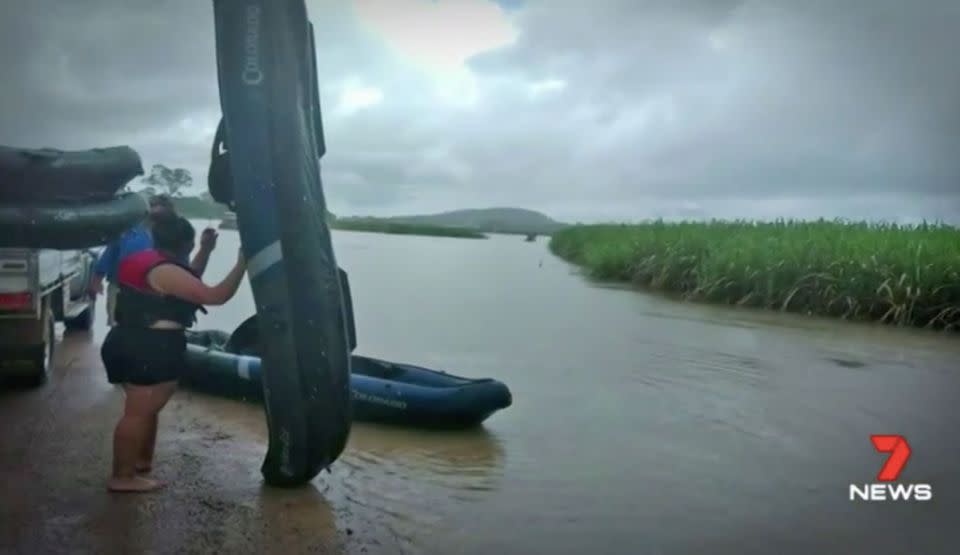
[341,423,506,491]
[334,424,505,552]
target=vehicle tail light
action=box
[0,292,33,312]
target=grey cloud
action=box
[466,0,960,200]
[0,1,217,145]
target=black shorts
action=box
[101,327,187,386]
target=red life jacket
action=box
[114,249,206,327]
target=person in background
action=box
[101,212,246,492]
[89,194,219,326]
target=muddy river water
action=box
[2,227,958,554]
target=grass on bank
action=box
[332,219,487,239]
[216,208,487,239]
[549,220,960,331]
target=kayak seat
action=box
[0,144,144,204]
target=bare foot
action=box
[107,476,165,493]
[135,463,152,475]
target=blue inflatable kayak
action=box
[182,335,512,429]
[211,0,352,485]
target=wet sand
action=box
[0,329,399,555]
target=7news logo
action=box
[849,434,933,502]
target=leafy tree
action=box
[141,163,193,197]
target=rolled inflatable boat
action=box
[183,331,513,429]
[0,192,149,249]
[0,145,144,203]
[211,0,353,486]
[0,145,149,249]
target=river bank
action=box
[217,212,486,239]
[331,218,487,239]
[549,220,960,331]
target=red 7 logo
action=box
[871,435,911,482]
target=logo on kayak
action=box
[849,435,932,502]
[242,5,263,85]
[353,390,406,409]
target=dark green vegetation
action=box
[549,220,960,331]
[123,163,225,219]
[216,210,485,238]
[332,218,487,239]
[346,207,567,235]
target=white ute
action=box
[0,247,98,386]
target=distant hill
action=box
[182,195,564,237]
[346,207,567,235]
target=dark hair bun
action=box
[150,212,195,252]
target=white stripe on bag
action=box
[247,240,282,279]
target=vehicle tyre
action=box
[64,298,96,331]
[19,309,55,388]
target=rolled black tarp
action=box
[212,0,353,486]
[0,145,144,204]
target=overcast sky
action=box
[1,0,958,223]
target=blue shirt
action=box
[94,224,154,283]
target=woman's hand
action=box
[199,228,219,251]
